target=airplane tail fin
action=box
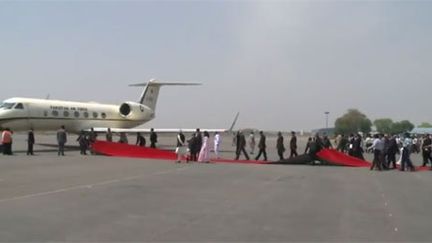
[228,112,240,132]
[129,79,201,111]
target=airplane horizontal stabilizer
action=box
[129,82,201,87]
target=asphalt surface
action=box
[0,134,431,242]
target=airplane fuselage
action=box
[0,97,154,133]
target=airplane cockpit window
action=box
[14,103,24,109]
[0,103,15,110]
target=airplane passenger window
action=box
[101,113,107,119]
[52,110,59,116]
[84,112,89,118]
[64,111,69,117]
[14,103,24,109]
[44,111,48,117]
[74,111,80,118]
[93,112,98,118]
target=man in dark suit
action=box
[27,129,35,155]
[150,128,157,148]
[235,131,250,160]
[56,125,67,156]
[136,132,146,147]
[422,134,432,167]
[255,131,267,161]
[290,131,298,158]
[276,132,285,160]
[387,134,399,169]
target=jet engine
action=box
[119,102,152,120]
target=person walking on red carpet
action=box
[401,133,416,171]
[198,131,211,163]
[289,131,298,158]
[176,130,187,163]
[235,131,250,160]
[213,132,221,159]
[276,132,285,161]
[255,131,267,161]
[369,134,384,171]
[150,128,157,148]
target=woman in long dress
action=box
[198,131,211,163]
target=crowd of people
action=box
[2,126,432,171]
[332,133,432,171]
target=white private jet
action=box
[0,79,238,134]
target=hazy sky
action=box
[1,1,431,131]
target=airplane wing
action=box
[88,112,240,134]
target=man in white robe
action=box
[214,132,221,159]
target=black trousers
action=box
[58,142,65,156]
[370,149,383,171]
[387,152,397,169]
[191,150,199,161]
[150,142,156,148]
[255,148,267,161]
[80,145,87,155]
[422,150,432,166]
[27,142,34,155]
[290,149,298,158]
[277,149,284,160]
[236,147,250,160]
[3,143,12,155]
[401,148,415,171]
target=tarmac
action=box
[1,133,432,242]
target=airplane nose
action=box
[0,111,6,129]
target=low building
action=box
[311,127,335,136]
[410,127,432,135]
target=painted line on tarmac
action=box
[0,166,190,204]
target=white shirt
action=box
[214,134,221,146]
[371,138,384,151]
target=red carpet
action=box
[92,141,176,160]
[317,149,371,167]
[414,166,431,172]
[93,141,431,171]
[92,141,268,164]
[316,149,431,171]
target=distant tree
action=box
[392,120,414,134]
[373,118,394,134]
[335,109,372,135]
[418,122,432,128]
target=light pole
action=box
[324,111,330,129]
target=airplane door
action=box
[17,103,31,130]
[24,103,32,129]
[9,103,31,130]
